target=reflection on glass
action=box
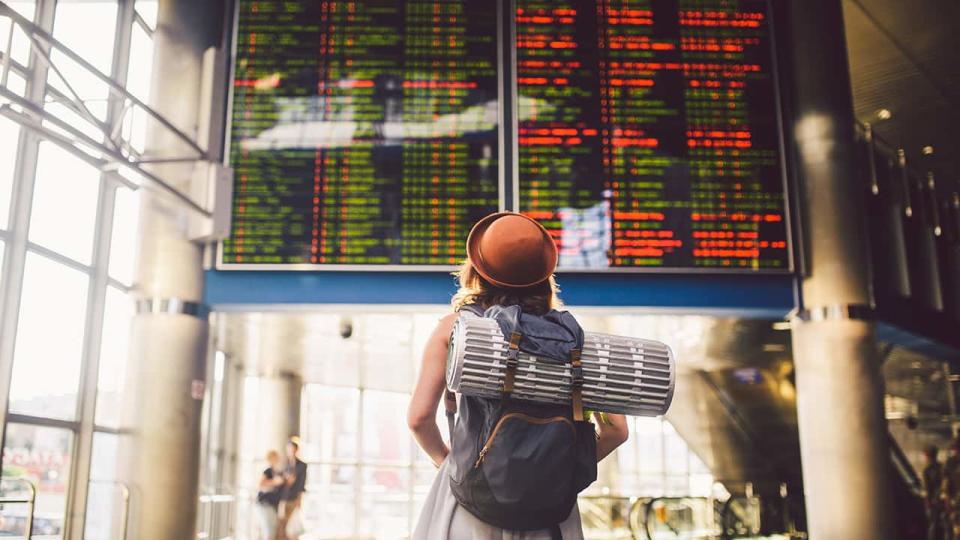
[8,252,88,420]
[95,287,134,428]
[108,186,140,286]
[0,117,22,229]
[48,1,118,121]
[29,143,100,264]
[0,423,73,538]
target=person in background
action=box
[924,446,947,540]
[277,439,308,540]
[255,450,284,540]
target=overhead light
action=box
[922,145,935,155]
[876,108,892,121]
[772,321,791,331]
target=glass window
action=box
[636,417,665,474]
[126,22,154,103]
[108,186,140,285]
[362,318,414,393]
[0,1,36,66]
[0,423,73,537]
[301,385,359,463]
[48,1,118,122]
[136,0,158,31]
[359,466,411,538]
[95,286,134,428]
[302,465,356,537]
[29,143,100,264]
[84,432,126,540]
[8,252,89,420]
[362,391,410,464]
[0,116,22,229]
[124,24,154,152]
[663,421,690,475]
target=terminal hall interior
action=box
[0,0,958,538]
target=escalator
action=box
[657,318,932,540]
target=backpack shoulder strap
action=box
[503,330,522,397]
[499,305,523,399]
[570,347,584,422]
[459,303,484,317]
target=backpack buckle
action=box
[571,365,584,387]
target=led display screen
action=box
[220,0,790,271]
[516,0,789,270]
[222,0,501,266]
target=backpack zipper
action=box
[474,413,576,468]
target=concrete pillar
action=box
[120,1,220,538]
[255,372,303,459]
[785,1,893,538]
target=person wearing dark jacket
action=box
[277,439,308,539]
[255,450,284,540]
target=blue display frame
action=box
[205,269,796,317]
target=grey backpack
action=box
[446,304,598,534]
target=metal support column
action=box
[785,1,893,538]
[119,0,219,538]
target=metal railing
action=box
[88,480,132,540]
[196,492,236,540]
[641,496,719,540]
[0,477,37,539]
[578,494,647,539]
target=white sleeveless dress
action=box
[412,458,584,540]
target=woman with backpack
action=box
[408,212,629,539]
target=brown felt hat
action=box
[466,212,558,289]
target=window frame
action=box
[0,1,146,537]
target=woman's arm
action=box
[407,313,459,467]
[596,413,629,461]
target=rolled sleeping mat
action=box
[446,315,675,417]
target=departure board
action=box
[516,0,790,270]
[221,0,501,266]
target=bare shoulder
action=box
[438,312,459,327]
[430,313,460,347]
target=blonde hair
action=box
[265,450,280,461]
[451,259,562,315]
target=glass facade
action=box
[229,313,713,539]
[0,0,151,536]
